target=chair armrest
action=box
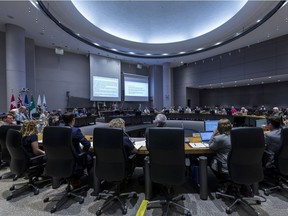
[29,154,45,162]
[128,153,136,160]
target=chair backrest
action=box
[42,126,75,178]
[275,127,288,175]
[6,129,29,175]
[93,127,126,182]
[0,125,22,162]
[228,127,265,184]
[147,127,185,185]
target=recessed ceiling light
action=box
[278,80,280,82]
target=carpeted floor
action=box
[0,166,288,216]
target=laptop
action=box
[199,131,214,145]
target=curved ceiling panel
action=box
[71,1,247,44]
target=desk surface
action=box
[85,135,214,155]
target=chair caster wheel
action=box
[50,207,56,213]
[133,193,137,198]
[96,195,101,200]
[34,189,39,195]
[215,193,221,199]
[79,197,84,204]
[186,212,192,216]
[43,197,49,202]
[226,208,232,214]
[122,206,127,214]
[6,195,13,201]
[9,186,15,191]
[263,190,269,196]
[256,200,261,205]
[96,210,102,215]
[181,195,185,200]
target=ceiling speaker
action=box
[55,48,64,55]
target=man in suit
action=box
[264,116,282,168]
[62,112,92,187]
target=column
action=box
[149,65,163,110]
[162,62,172,109]
[5,24,26,111]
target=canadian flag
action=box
[17,94,23,108]
[10,94,17,110]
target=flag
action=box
[10,94,17,110]
[29,95,37,118]
[24,94,29,107]
[17,94,23,108]
[37,95,42,112]
[42,94,47,111]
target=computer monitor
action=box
[255,119,267,127]
[204,120,218,132]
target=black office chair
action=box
[42,126,88,213]
[146,127,191,216]
[215,127,265,214]
[5,129,50,200]
[0,125,21,180]
[262,128,288,195]
[92,127,137,216]
[233,116,246,127]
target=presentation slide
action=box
[93,76,119,98]
[89,55,121,101]
[124,74,149,101]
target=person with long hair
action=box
[21,120,45,158]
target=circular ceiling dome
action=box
[71,0,247,44]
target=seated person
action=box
[108,118,137,157]
[230,106,238,115]
[108,118,137,174]
[145,114,167,150]
[208,118,232,174]
[263,116,282,168]
[153,113,167,127]
[21,120,45,158]
[62,112,92,178]
[0,113,16,126]
[143,107,150,114]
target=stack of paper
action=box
[134,140,146,149]
[189,142,208,148]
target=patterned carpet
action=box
[0,166,288,216]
